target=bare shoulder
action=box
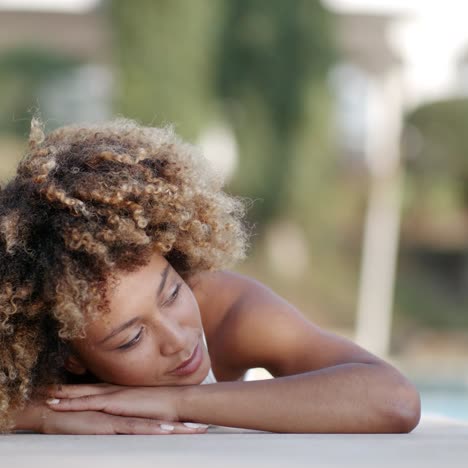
[186,269,252,338]
[186,270,267,373]
[187,269,383,378]
[186,270,310,373]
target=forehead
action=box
[109,252,168,302]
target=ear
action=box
[64,354,88,376]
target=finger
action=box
[47,383,118,398]
[112,417,209,435]
[180,422,210,433]
[46,394,107,412]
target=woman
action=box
[1,118,420,434]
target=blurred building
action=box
[0,9,108,60]
[330,13,401,165]
[0,7,112,124]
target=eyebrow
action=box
[98,263,171,345]
[98,317,140,345]
[157,263,171,298]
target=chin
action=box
[193,362,211,385]
[175,349,211,386]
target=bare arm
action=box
[179,361,418,433]
[180,271,420,433]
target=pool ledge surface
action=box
[1,414,467,468]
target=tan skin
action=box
[15,252,421,434]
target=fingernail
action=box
[160,424,174,431]
[183,422,209,429]
[46,398,60,405]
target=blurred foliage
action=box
[402,98,468,250]
[109,0,336,224]
[395,98,468,333]
[109,0,222,139]
[405,98,468,209]
[394,253,468,334]
[237,81,365,327]
[215,0,336,223]
[0,47,80,136]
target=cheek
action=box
[83,342,162,385]
[177,286,202,325]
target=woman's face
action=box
[67,252,211,386]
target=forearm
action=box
[179,363,421,433]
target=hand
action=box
[16,400,207,435]
[41,406,206,435]
[45,383,203,429]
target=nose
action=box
[156,316,189,357]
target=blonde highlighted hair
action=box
[0,118,249,431]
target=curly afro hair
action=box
[0,118,249,431]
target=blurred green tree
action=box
[405,98,468,209]
[392,98,468,332]
[109,0,221,139]
[109,0,336,224]
[215,0,336,223]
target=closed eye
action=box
[117,326,144,351]
[164,283,181,306]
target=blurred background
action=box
[0,0,467,421]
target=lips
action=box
[175,346,197,370]
[169,343,202,376]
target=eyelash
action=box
[118,327,144,350]
[165,282,181,306]
[117,283,182,351]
